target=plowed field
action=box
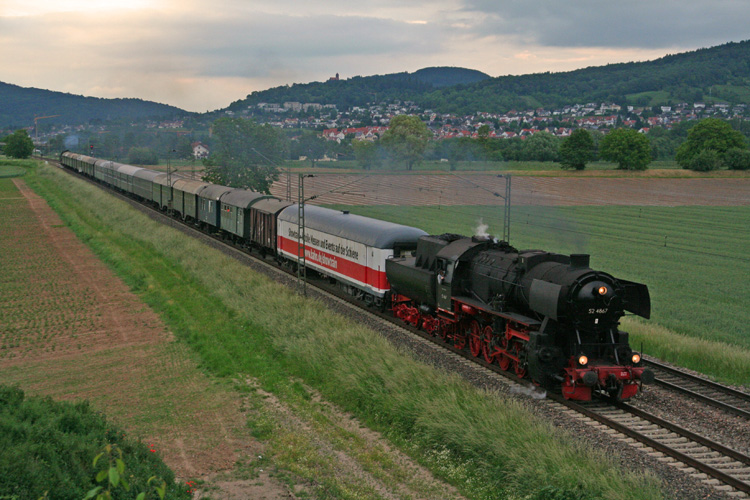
[270,175,750,207]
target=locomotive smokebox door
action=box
[437,258,453,310]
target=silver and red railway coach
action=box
[277,205,427,305]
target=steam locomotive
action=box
[59,151,653,401]
[387,234,654,401]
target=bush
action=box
[0,385,189,500]
[725,147,750,170]
[127,147,159,165]
[686,149,722,172]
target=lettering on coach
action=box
[287,227,360,261]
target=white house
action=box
[191,142,209,159]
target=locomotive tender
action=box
[59,151,653,401]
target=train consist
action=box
[60,151,654,401]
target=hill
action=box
[228,40,750,115]
[0,82,187,129]
[411,67,491,88]
[423,40,750,114]
[226,67,490,112]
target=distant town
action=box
[18,97,749,162]
[235,99,748,142]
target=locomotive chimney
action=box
[569,254,590,269]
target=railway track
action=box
[646,358,750,420]
[52,159,750,498]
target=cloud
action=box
[1,0,748,111]
[461,0,750,49]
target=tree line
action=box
[6,116,748,193]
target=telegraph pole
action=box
[297,174,314,295]
[498,174,511,243]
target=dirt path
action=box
[0,179,286,496]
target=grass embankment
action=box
[326,204,750,387]
[22,163,665,499]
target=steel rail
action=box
[646,358,750,419]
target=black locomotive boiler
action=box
[386,233,654,401]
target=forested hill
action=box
[229,40,750,115]
[0,82,187,128]
[422,40,750,114]
[226,67,491,112]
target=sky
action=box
[1,1,748,113]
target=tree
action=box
[599,128,651,170]
[352,140,382,170]
[379,115,431,170]
[675,118,747,169]
[128,147,159,165]
[3,129,34,158]
[294,131,328,167]
[724,147,750,170]
[203,117,288,193]
[686,149,722,172]
[519,132,560,162]
[558,129,595,170]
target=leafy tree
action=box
[724,147,750,170]
[380,115,431,170]
[559,129,595,170]
[294,131,328,167]
[675,118,747,169]
[687,149,722,171]
[352,140,381,170]
[520,132,560,162]
[203,117,288,193]
[128,147,159,165]
[3,129,34,158]
[599,128,651,170]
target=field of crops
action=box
[326,203,750,384]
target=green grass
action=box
[324,204,750,386]
[0,385,189,500]
[21,162,666,499]
[0,157,37,178]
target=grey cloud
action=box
[83,11,445,79]
[461,0,750,49]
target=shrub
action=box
[687,149,722,172]
[0,385,189,500]
[128,147,159,166]
[724,147,750,170]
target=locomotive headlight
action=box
[578,355,588,366]
[598,286,608,296]
[631,353,642,364]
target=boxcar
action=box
[247,198,293,252]
[132,168,161,201]
[219,189,273,239]
[94,159,118,186]
[114,163,143,194]
[277,205,427,298]
[197,184,233,228]
[173,178,211,221]
[152,173,184,210]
